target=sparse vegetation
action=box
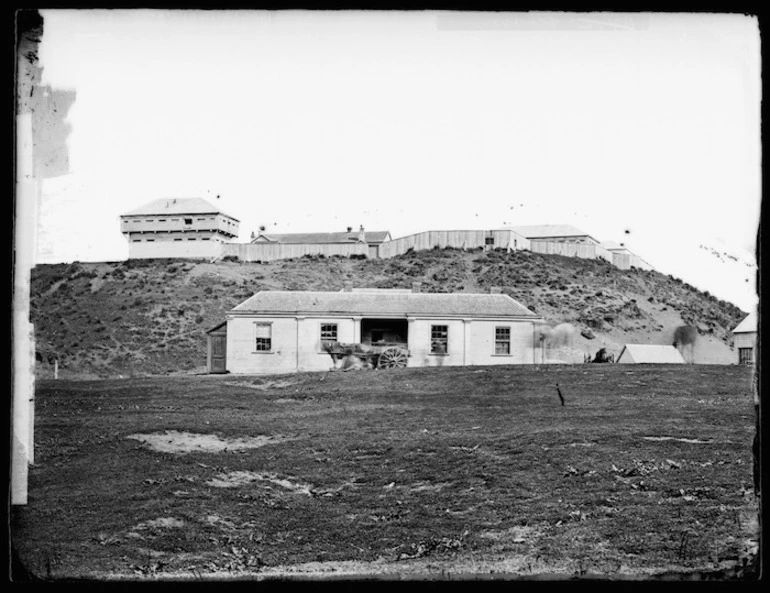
[12,365,758,579]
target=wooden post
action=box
[54,358,58,380]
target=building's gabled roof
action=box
[231,290,540,318]
[508,224,598,241]
[252,231,391,244]
[122,198,239,221]
[733,311,757,334]
[617,344,685,364]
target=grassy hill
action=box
[29,248,748,378]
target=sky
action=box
[27,10,761,311]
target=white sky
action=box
[30,10,761,311]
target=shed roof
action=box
[617,344,685,364]
[508,224,597,241]
[601,241,633,253]
[122,198,239,221]
[252,231,391,244]
[231,290,540,318]
[733,312,757,334]
[206,321,227,334]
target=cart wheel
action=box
[378,347,408,369]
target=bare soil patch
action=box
[642,436,713,444]
[206,471,314,495]
[126,430,286,454]
[223,379,297,391]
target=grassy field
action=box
[12,364,759,581]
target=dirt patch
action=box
[479,524,540,543]
[126,431,286,454]
[642,436,713,444]
[138,517,186,529]
[223,379,296,391]
[206,471,314,495]
[126,517,187,538]
[409,481,452,494]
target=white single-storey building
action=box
[216,286,544,374]
[733,311,757,365]
[616,344,685,364]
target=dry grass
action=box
[12,364,758,580]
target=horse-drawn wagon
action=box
[322,341,410,370]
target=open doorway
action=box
[361,318,408,346]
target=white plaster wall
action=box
[469,319,537,365]
[297,317,358,372]
[407,318,466,367]
[226,316,359,374]
[128,240,224,260]
[734,332,757,364]
[227,317,299,374]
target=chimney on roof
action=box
[343,282,353,292]
[250,231,256,240]
[490,286,502,294]
[412,282,422,293]
[347,226,353,233]
[358,225,366,243]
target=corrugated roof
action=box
[733,312,757,334]
[509,224,597,241]
[122,198,239,221]
[617,344,685,364]
[231,290,540,318]
[252,231,390,244]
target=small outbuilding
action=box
[221,286,544,374]
[616,344,685,364]
[733,311,757,365]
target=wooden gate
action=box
[207,322,228,374]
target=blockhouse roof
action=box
[122,198,239,221]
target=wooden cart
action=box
[323,341,410,369]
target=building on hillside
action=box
[213,285,544,374]
[250,226,391,259]
[733,311,757,365]
[616,344,685,364]
[508,224,601,245]
[121,198,240,259]
[601,241,653,271]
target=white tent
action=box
[617,344,685,364]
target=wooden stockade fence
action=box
[210,229,652,271]
[529,241,613,263]
[377,229,531,259]
[219,242,369,262]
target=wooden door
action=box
[210,334,227,373]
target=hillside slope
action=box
[29,248,748,378]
